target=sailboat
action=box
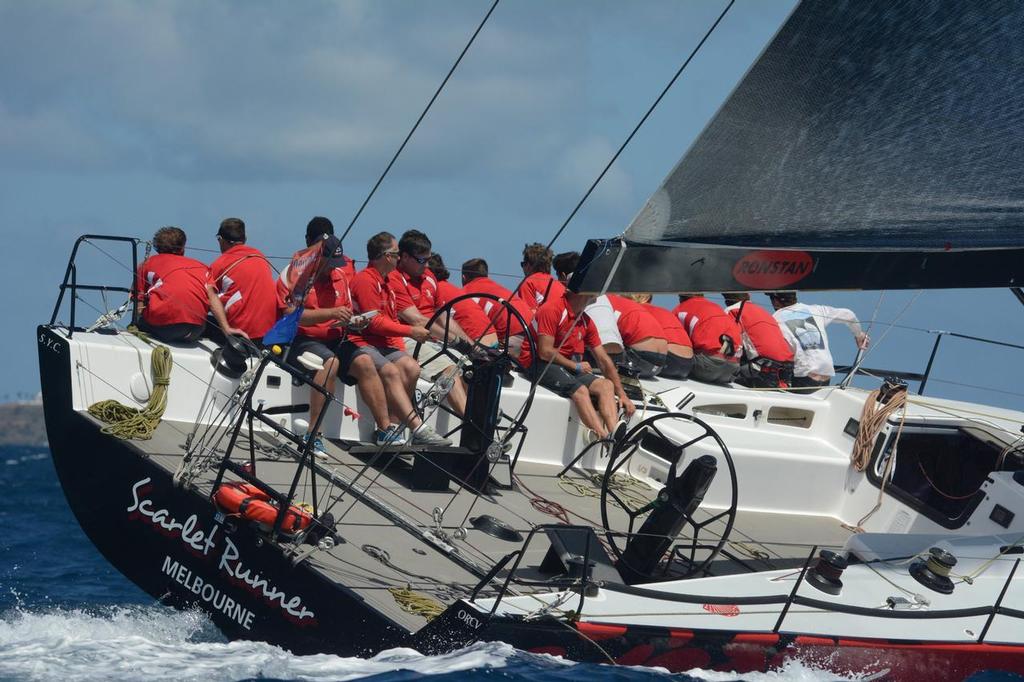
[36,0,1024,679]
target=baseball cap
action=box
[305,216,335,245]
[321,234,346,268]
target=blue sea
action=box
[1,444,1019,682]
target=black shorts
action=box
[529,362,599,398]
[691,353,739,385]
[791,375,830,390]
[623,348,667,379]
[287,336,361,386]
[660,353,693,380]
[138,319,206,344]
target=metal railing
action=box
[49,234,144,337]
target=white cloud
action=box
[0,1,595,184]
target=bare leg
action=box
[590,377,618,435]
[380,360,423,430]
[445,375,467,417]
[347,354,389,431]
[308,356,338,432]
[571,385,608,439]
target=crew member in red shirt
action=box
[135,226,209,343]
[428,254,498,348]
[349,231,450,447]
[551,251,668,379]
[606,294,669,377]
[673,294,741,384]
[461,257,532,357]
[520,290,635,440]
[517,243,565,313]
[627,294,694,380]
[205,218,276,342]
[304,216,357,279]
[388,229,471,417]
[276,235,394,452]
[723,293,795,388]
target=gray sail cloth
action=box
[626,0,1024,250]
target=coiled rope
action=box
[851,386,908,472]
[844,384,908,533]
[88,340,172,440]
[387,586,446,621]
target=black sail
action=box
[572,0,1024,293]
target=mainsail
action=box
[572,0,1024,293]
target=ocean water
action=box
[0,444,1016,682]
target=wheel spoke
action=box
[606,488,634,516]
[695,509,732,528]
[609,453,632,477]
[677,432,710,451]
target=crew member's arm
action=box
[396,305,468,345]
[296,305,352,326]
[589,344,636,418]
[822,306,869,349]
[536,334,581,373]
[205,283,248,338]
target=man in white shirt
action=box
[768,291,870,389]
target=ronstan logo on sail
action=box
[731,250,813,289]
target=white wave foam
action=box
[0,605,516,681]
[685,657,876,682]
[4,451,49,466]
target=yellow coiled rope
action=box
[88,342,173,440]
[387,586,446,621]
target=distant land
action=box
[0,400,46,446]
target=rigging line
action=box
[541,0,735,253]
[340,0,501,243]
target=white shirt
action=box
[773,303,862,379]
[584,295,623,352]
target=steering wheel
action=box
[413,292,538,453]
[599,410,738,581]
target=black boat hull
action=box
[37,326,408,656]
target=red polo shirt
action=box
[517,272,565,313]
[208,244,276,339]
[463,276,531,337]
[349,266,411,350]
[641,303,692,349]
[607,295,666,346]
[519,292,600,370]
[673,298,741,361]
[136,253,209,326]
[275,265,352,341]
[389,268,438,318]
[727,301,794,363]
[436,280,493,341]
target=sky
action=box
[2,0,1023,412]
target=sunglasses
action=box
[405,253,431,265]
[384,250,400,259]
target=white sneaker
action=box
[411,424,453,447]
